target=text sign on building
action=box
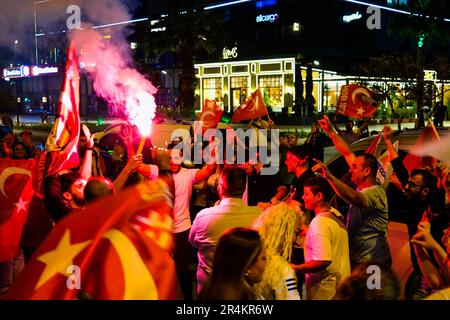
[2,65,58,79]
[256,13,279,23]
[223,47,238,60]
[342,12,362,23]
[3,67,22,78]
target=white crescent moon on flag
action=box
[0,167,31,198]
[199,111,216,127]
[103,229,158,300]
[351,88,371,105]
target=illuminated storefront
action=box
[195,57,296,113]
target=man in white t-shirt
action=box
[292,176,351,300]
[137,146,215,300]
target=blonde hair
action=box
[254,203,301,299]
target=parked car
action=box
[324,127,449,299]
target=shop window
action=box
[231,76,248,88]
[203,67,221,75]
[259,75,282,108]
[231,65,249,73]
[202,78,222,101]
[284,61,293,71]
[259,63,281,72]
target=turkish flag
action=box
[0,159,35,262]
[5,179,179,300]
[337,84,379,119]
[45,42,80,177]
[403,120,441,174]
[196,99,223,133]
[231,87,268,123]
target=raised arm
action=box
[195,163,216,182]
[411,222,449,289]
[382,125,409,187]
[113,154,143,191]
[312,159,368,208]
[79,124,93,181]
[318,115,355,166]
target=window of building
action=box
[202,78,222,101]
[203,67,221,75]
[230,76,249,110]
[231,65,249,73]
[258,75,282,108]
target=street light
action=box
[313,60,325,115]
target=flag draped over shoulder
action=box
[196,99,223,133]
[45,42,81,177]
[5,179,179,300]
[403,120,440,173]
[337,84,379,119]
[0,159,35,262]
[231,87,268,123]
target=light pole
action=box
[313,60,325,115]
[14,40,18,65]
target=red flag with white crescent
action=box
[231,87,268,123]
[197,99,223,133]
[5,179,179,300]
[337,84,379,119]
[45,42,80,177]
[0,159,35,262]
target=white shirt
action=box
[147,165,199,233]
[304,207,351,300]
[189,198,262,293]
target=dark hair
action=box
[411,169,437,191]
[287,145,310,161]
[11,141,28,159]
[84,177,114,203]
[43,171,81,222]
[304,176,333,202]
[335,262,400,300]
[220,167,247,197]
[200,228,262,300]
[59,171,81,193]
[359,153,379,178]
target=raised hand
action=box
[125,154,143,172]
[411,221,438,250]
[81,124,94,149]
[382,125,394,141]
[311,158,330,178]
[318,115,333,134]
[119,124,134,146]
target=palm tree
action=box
[142,1,224,115]
[388,0,450,128]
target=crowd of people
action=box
[0,113,449,301]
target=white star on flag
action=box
[15,198,28,213]
[357,107,365,116]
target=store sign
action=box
[256,13,279,23]
[2,65,58,79]
[3,67,22,78]
[342,12,362,23]
[32,66,58,76]
[223,47,238,59]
